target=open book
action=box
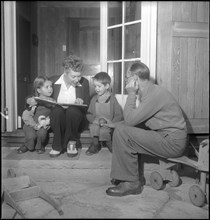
[34,97,88,107]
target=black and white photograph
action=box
[1,1,209,218]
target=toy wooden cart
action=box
[149,139,209,207]
[2,169,64,218]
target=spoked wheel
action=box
[150,171,164,190]
[189,185,205,207]
[168,170,180,187]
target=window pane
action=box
[124,23,141,59]
[125,1,141,22]
[108,27,122,60]
[108,2,122,26]
[108,62,122,94]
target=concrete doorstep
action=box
[1,147,209,219]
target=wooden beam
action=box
[172,22,209,38]
[9,186,40,202]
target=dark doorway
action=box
[16,14,31,118]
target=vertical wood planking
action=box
[180,2,192,22]
[197,1,208,22]
[157,1,209,133]
[191,2,198,22]
[179,38,188,114]
[187,38,196,118]
[172,1,182,21]
[201,39,209,118]
[157,1,172,90]
[171,37,180,102]
[194,39,204,118]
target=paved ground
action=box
[1,147,209,219]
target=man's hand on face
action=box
[125,77,139,94]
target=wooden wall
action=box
[37,6,100,77]
[157,1,209,133]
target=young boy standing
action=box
[86,72,123,155]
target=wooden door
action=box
[16,14,31,118]
[157,1,209,134]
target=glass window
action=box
[108,62,122,94]
[102,2,157,95]
[108,27,122,60]
[108,1,122,26]
[124,23,141,59]
[125,1,141,22]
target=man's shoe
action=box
[111,179,121,186]
[49,149,61,158]
[106,181,143,197]
[85,143,101,156]
[111,176,146,186]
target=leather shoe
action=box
[111,176,146,186]
[111,179,121,186]
[106,181,143,197]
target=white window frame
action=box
[3,1,18,131]
[100,1,157,98]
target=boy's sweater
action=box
[86,94,123,123]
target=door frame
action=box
[3,1,18,131]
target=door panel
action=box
[157,1,209,133]
[17,15,31,118]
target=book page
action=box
[34,97,87,107]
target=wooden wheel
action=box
[150,171,164,190]
[189,185,205,207]
[168,170,180,187]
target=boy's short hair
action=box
[62,54,83,72]
[128,62,150,80]
[93,72,111,85]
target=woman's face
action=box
[65,68,81,86]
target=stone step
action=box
[2,129,92,148]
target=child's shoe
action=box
[17,145,28,154]
[85,143,101,156]
[67,141,78,157]
[36,148,45,154]
[102,141,112,153]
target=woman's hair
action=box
[128,62,150,80]
[33,75,49,96]
[93,72,111,85]
[62,54,83,72]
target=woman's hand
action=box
[75,98,84,105]
[102,121,115,128]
